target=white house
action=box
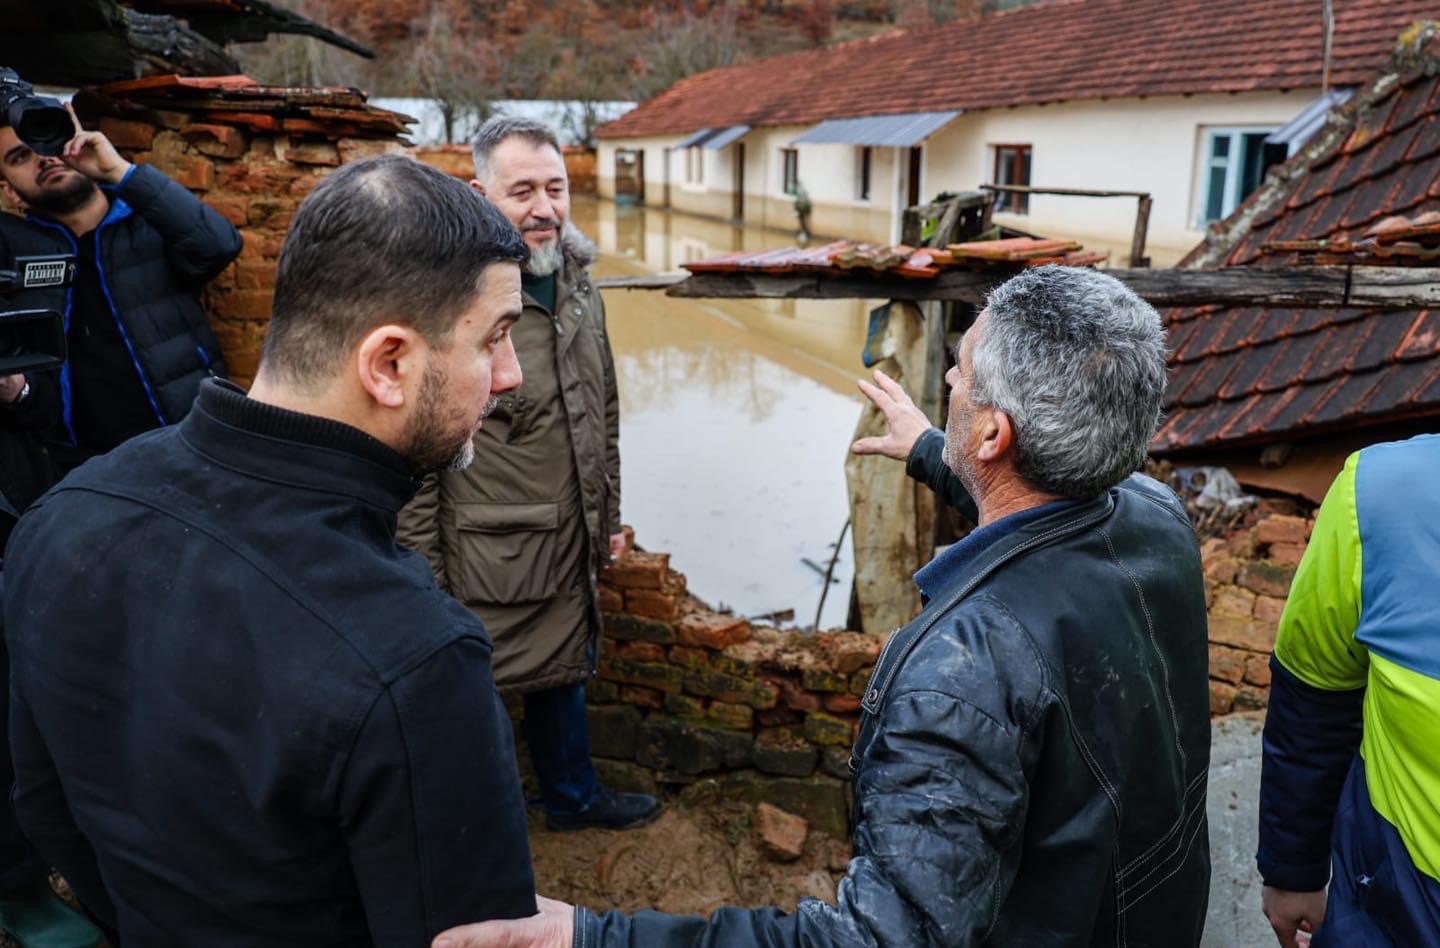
[596,0,1427,264]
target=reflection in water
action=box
[571,198,875,628]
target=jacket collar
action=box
[24,189,131,236]
[178,379,418,513]
[862,489,1116,714]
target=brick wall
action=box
[1201,512,1312,715]
[101,118,406,387]
[550,537,886,838]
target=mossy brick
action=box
[849,669,875,697]
[635,719,750,775]
[801,667,849,693]
[600,551,670,589]
[752,729,818,777]
[804,712,855,747]
[711,650,760,678]
[601,655,684,693]
[678,612,751,650]
[1233,684,1269,712]
[593,758,658,796]
[819,746,852,780]
[758,707,805,727]
[694,774,851,839]
[663,693,706,720]
[598,585,624,613]
[775,677,820,712]
[669,646,709,672]
[686,667,778,709]
[617,640,666,663]
[707,700,755,731]
[719,640,778,675]
[602,612,676,644]
[1237,561,1296,599]
[585,679,620,704]
[620,686,664,709]
[587,704,642,760]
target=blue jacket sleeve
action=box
[115,163,242,285]
[905,428,978,522]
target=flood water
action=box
[569,198,876,630]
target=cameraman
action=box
[0,81,241,470]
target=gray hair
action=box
[471,115,563,183]
[971,265,1167,499]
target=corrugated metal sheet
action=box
[1265,87,1354,148]
[790,111,962,147]
[675,127,715,149]
[702,124,750,150]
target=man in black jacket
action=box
[0,94,240,470]
[434,266,1212,948]
[4,156,539,946]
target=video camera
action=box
[0,254,72,375]
[0,67,71,158]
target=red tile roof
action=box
[1152,53,1440,456]
[599,0,1436,139]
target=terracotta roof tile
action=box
[598,0,1438,139]
[1395,309,1440,359]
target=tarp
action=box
[791,111,961,147]
[702,125,750,150]
[675,127,716,149]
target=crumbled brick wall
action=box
[1201,512,1312,715]
[94,110,407,388]
[548,533,886,838]
[413,143,597,193]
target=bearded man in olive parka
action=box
[397,117,659,832]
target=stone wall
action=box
[1200,511,1312,716]
[554,536,887,839]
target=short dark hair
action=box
[262,155,528,387]
[471,115,563,183]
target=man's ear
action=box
[0,180,22,212]
[975,407,1015,464]
[469,179,486,197]
[355,324,423,409]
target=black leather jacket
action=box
[577,430,1211,946]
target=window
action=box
[856,146,873,201]
[781,148,799,196]
[1199,128,1276,224]
[684,146,704,186]
[992,144,1031,214]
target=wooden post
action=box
[1130,194,1152,268]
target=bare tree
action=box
[632,7,743,100]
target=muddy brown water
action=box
[571,198,875,630]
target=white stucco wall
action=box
[599,89,1320,257]
[924,90,1319,263]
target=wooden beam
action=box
[595,266,1440,309]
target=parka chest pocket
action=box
[451,501,561,605]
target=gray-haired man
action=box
[432,266,1212,947]
[398,117,657,831]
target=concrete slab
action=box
[1202,711,1272,948]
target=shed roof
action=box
[599,0,1436,140]
[1152,33,1440,456]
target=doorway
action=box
[732,143,746,222]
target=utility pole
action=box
[1321,0,1334,93]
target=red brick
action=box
[754,802,807,862]
[823,693,862,714]
[626,588,681,621]
[337,137,402,163]
[181,123,248,159]
[620,686,664,710]
[598,585,624,613]
[210,289,273,321]
[205,195,248,228]
[617,640,666,663]
[247,198,297,230]
[99,117,156,151]
[1244,654,1273,688]
[1203,554,1239,585]
[279,139,340,166]
[1267,543,1306,568]
[677,612,750,650]
[821,632,882,674]
[601,551,670,590]
[234,259,277,290]
[1209,679,1237,716]
[1238,562,1296,599]
[775,677,820,713]
[1209,615,1276,653]
[1234,684,1269,712]
[668,646,708,672]
[1252,595,1287,625]
[1208,645,1247,685]
[1210,585,1256,620]
[1255,515,1308,546]
[148,154,215,191]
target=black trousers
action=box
[1,580,44,896]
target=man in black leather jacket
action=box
[435,265,1212,948]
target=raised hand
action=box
[850,369,935,462]
[61,102,132,185]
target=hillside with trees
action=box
[234,1,1044,141]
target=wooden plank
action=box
[650,266,1440,308]
[595,273,688,291]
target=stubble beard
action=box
[403,362,494,475]
[942,402,983,502]
[17,168,98,218]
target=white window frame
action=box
[1196,126,1278,227]
[781,147,799,197]
[683,146,705,188]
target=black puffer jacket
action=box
[577,430,1212,946]
[0,163,240,438]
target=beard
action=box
[942,400,983,501]
[401,362,496,475]
[14,167,97,218]
[522,217,565,276]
